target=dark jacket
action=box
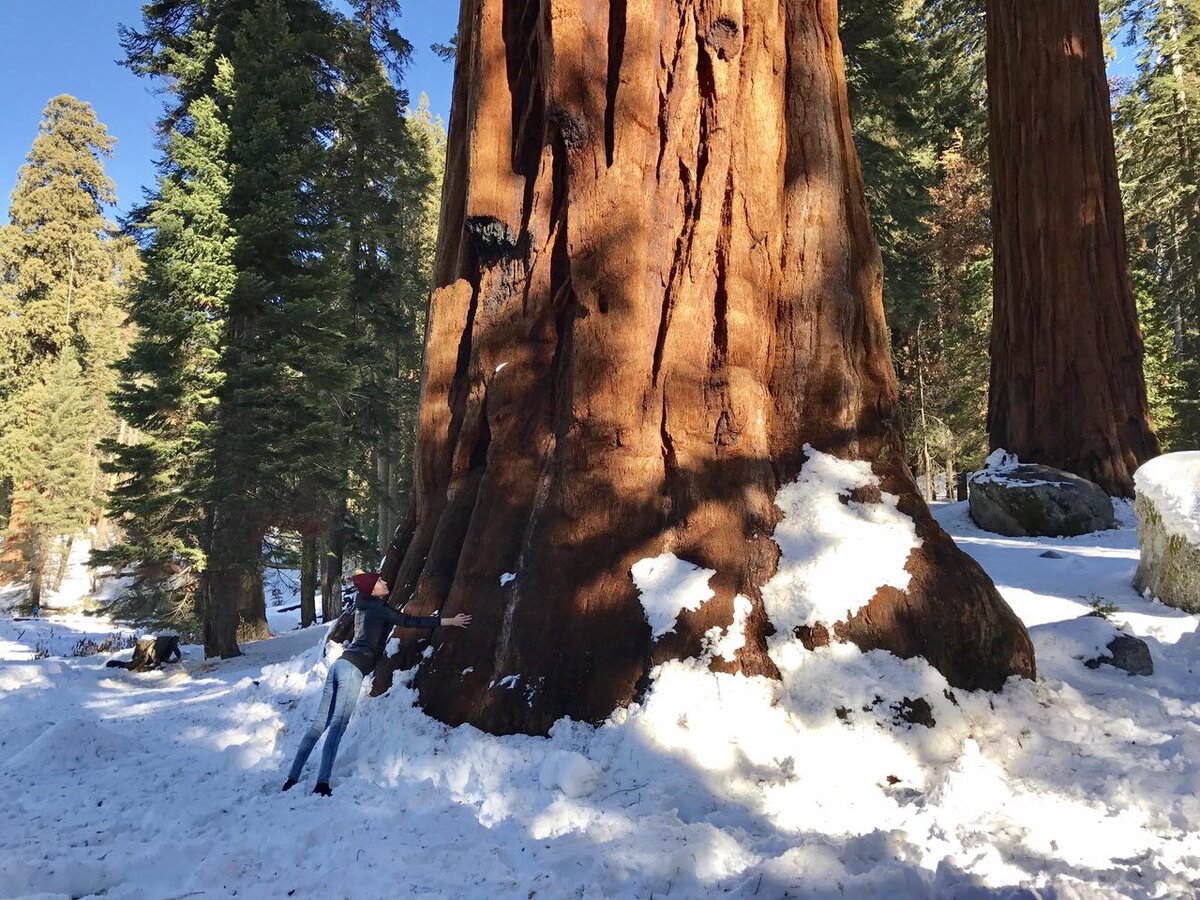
[339,593,439,675]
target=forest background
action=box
[0,0,1195,642]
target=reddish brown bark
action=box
[986,0,1160,497]
[380,0,1035,735]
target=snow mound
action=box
[7,716,133,775]
[984,448,1019,472]
[539,750,603,798]
[631,553,715,639]
[1135,451,1200,547]
[969,448,1067,489]
[11,494,1200,897]
[762,445,921,636]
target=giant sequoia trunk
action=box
[986,0,1160,496]
[380,0,1035,735]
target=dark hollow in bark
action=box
[986,0,1160,497]
[378,0,1036,735]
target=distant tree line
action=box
[0,0,444,652]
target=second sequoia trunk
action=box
[986,0,1160,496]
[380,0,1035,735]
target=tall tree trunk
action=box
[916,323,933,501]
[300,533,318,628]
[986,0,1160,495]
[239,569,269,643]
[376,444,391,555]
[379,0,1035,735]
[202,508,263,657]
[321,500,347,622]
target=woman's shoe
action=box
[313,782,333,797]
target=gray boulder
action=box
[1133,453,1200,613]
[968,463,1115,537]
[1084,634,1153,677]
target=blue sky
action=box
[0,0,459,220]
[0,3,1142,223]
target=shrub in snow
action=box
[70,633,138,658]
[968,449,1115,537]
[1134,452,1200,613]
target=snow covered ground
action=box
[3,500,1200,898]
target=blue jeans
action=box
[287,658,365,784]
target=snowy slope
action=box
[2,501,1200,898]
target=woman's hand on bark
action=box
[442,613,471,628]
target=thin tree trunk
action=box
[917,323,933,501]
[377,0,1035,735]
[52,538,73,593]
[315,532,327,619]
[376,444,391,554]
[300,533,318,628]
[945,451,956,504]
[29,532,43,611]
[94,421,129,551]
[986,0,1160,495]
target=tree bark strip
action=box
[986,0,1160,496]
[380,0,1035,735]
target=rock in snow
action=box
[1085,633,1154,677]
[968,450,1115,537]
[1134,452,1200,613]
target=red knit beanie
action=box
[352,572,381,595]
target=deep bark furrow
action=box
[604,0,627,168]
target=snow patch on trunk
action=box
[762,445,921,640]
[631,553,716,639]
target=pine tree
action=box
[315,12,443,615]
[912,136,994,495]
[195,0,347,654]
[841,0,994,488]
[110,0,430,653]
[0,95,135,590]
[97,68,236,622]
[1109,0,1200,449]
[0,353,96,606]
[841,0,938,326]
